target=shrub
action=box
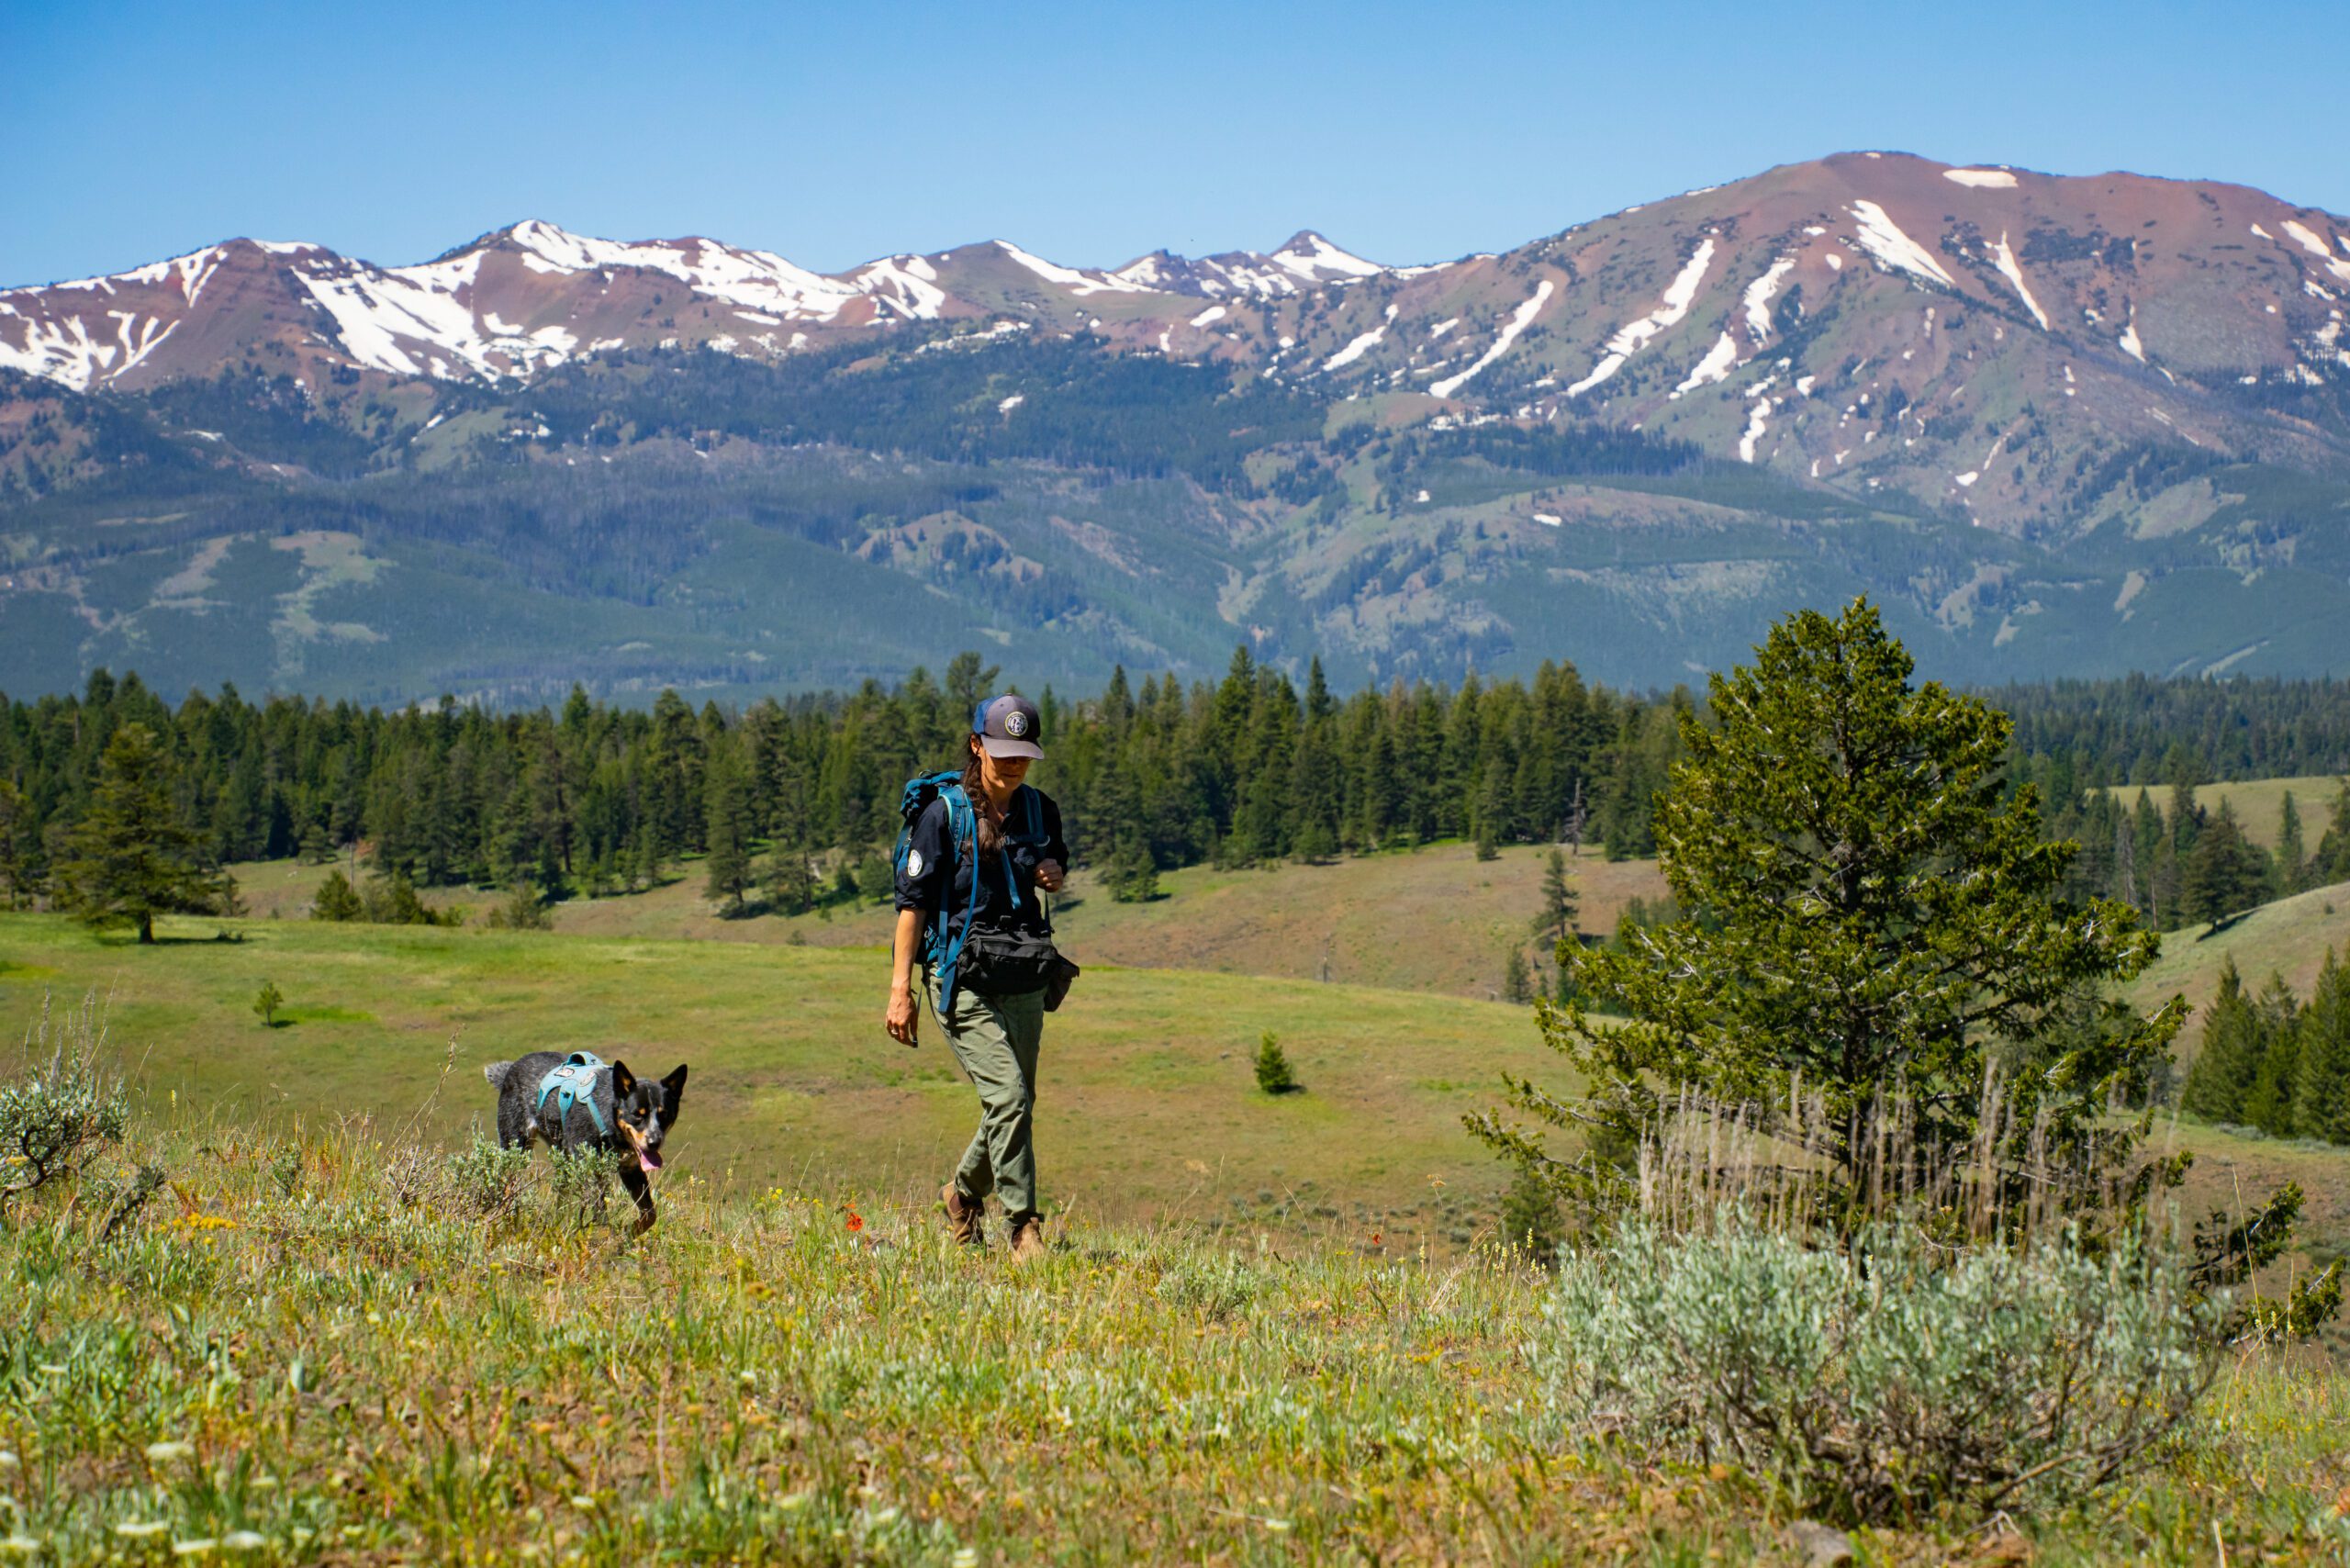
[253,980,284,1027]
[445,1134,534,1221]
[0,991,130,1211]
[311,869,364,922]
[1500,1164,1561,1260]
[1536,1214,2215,1525]
[484,880,554,931]
[1253,1031,1299,1095]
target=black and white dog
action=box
[483,1052,688,1233]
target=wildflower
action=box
[116,1522,169,1539]
[2,1538,41,1558]
[173,1539,218,1556]
[1371,1232,1384,1246]
[568,1495,597,1511]
[951,1549,979,1568]
[0,1451,17,1469]
[845,1208,865,1234]
[145,1440,196,1462]
[223,1532,267,1551]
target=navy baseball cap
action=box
[973,693,1045,759]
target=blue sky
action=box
[6,0,2343,286]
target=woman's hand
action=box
[1035,859,1065,893]
[884,982,919,1047]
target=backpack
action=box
[895,770,979,1013]
[893,770,1054,1014]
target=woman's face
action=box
[973,739,1031,793]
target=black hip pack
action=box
[926,785,1080,1010]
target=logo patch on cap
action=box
[1005,710,1030,737]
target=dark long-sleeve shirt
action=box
[894,784,1068,942]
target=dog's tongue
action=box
[638,1146,663,1174]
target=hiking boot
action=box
[1008,1215,1046,1265]
[941,1183,985,1249]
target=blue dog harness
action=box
[534,1051,610,1138]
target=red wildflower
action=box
[845,1208,865,1234]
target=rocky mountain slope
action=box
[3,152,2347,700]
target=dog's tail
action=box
[483,1061,515,1089]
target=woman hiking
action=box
[886,693,1069,1262]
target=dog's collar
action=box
[535,1052,610,1137]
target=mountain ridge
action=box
[3,151,2347,702]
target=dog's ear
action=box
[610,1059,637,1095]
[662,1063,688,1097]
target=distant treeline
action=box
[3,660,2348,923]
[0,653,1677,910]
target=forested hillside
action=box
[6,658,2348,938]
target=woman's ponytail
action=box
[961,741,1004,854]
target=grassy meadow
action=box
[230,842,1673,1002]
[0,907,1550,1246]
[10,1113,2349,1564]
[9,844,2350,1562]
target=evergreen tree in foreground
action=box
[1471,599,2184,1229]
[53,724,234,943]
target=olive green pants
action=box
[933,975,1046,1225]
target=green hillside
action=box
[2098,775,2347,850]
[233,842,1673,1001]
[5,903,2344,1269]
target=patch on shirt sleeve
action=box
[905,849,925,879]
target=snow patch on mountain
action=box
[1270,232,1382,280]
[1673,332,1739,395]
[1740,257,1796,342]
[1943,168,2019,189]
[1568,239,1716,397]
[1986,232,2048,330]
[1432,280,1552,398]
[1323,304,1399,371]
[1849,201,1955,288]
[502,221,868,318]
[995,241,1158,297]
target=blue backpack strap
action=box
[932,781,979,1016]
[534,1052,610,1139]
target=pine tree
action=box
[765,837,817,916]
[2277,790,2307,894]
[2292,947,2350,1144]
[2237,973,2304,1137]
[1253,1030,1300,1094]
[2181,957,2255,1123]
[0,779,43,909]
[2111,811,2140,914]
[703,756,755,914]
[2180,801,2268,925]
[2312,782,2350,886]
[252,980,283,1027]
[54,724,234,943]
[1107,834,1159,903]
[1536,847,1578,946]
[310,869,364,923]
[1471,600,2181,1220]
[1503,945,1533,1003]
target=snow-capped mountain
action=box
[6,151,2350,704]
[6,151,2346,539]
[0,220,1394,395]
